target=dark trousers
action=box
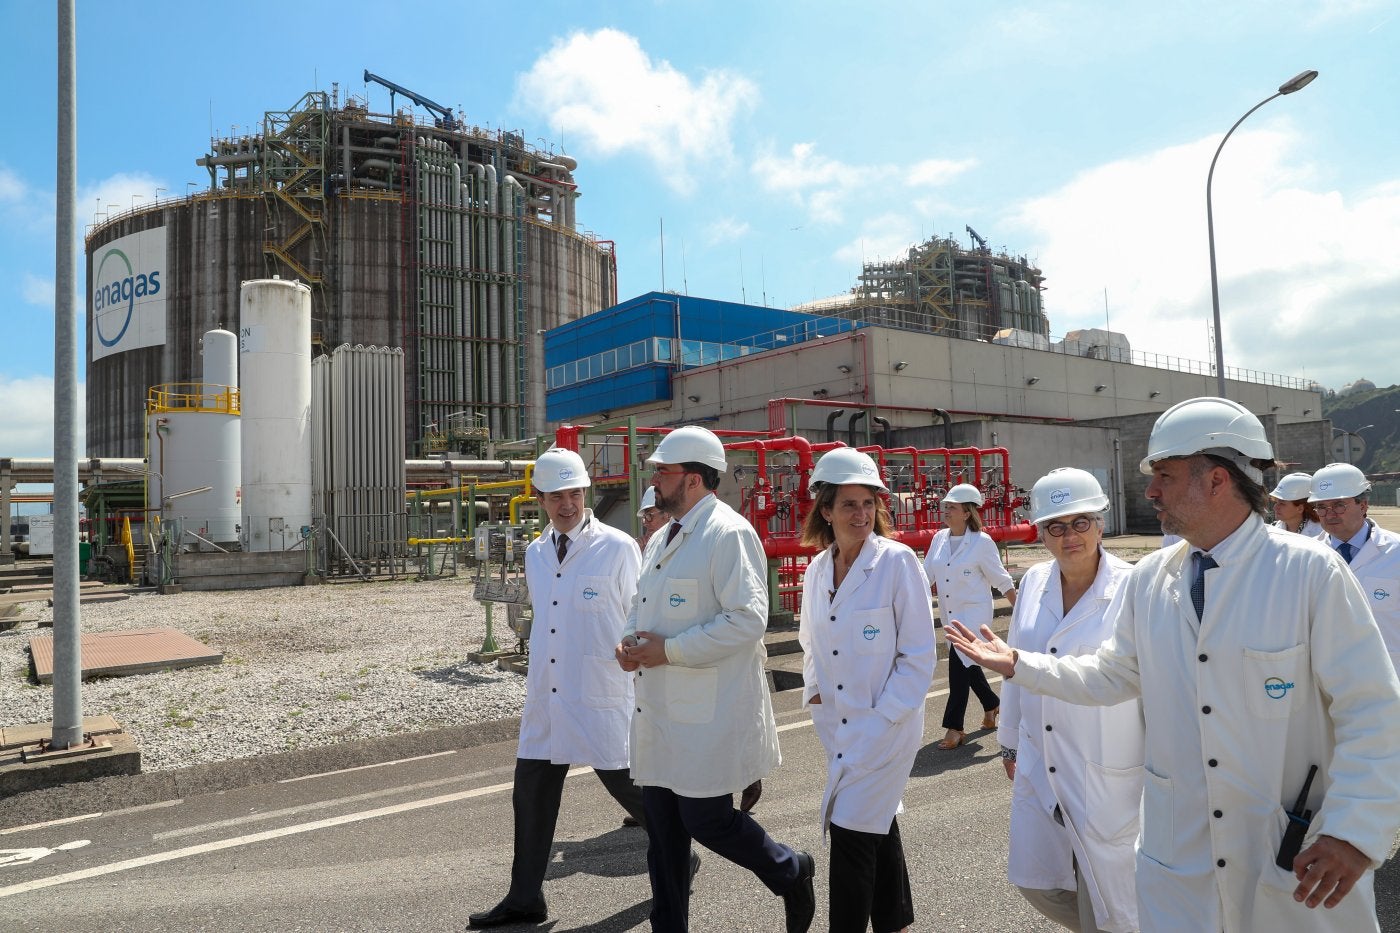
[501,757,646,911]
[642,785,800,932]
[942,648,1000,730]
[828,817,914,933]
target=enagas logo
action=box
[558,468,574,480]
[1317,480,1333,494]
[860,462,876,477]
[668,593,687,607]
[93,246,161,347]
[1050,488,1070,505]
[582,586,598,600]
[862,624,880,640]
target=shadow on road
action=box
[910,731,1001,779]
[414,662,507,687]
[551,826,650,881]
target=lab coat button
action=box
[832,650,839,656]
[1198,653,1208,662]
[837,753,843,759]
[1049,647,1058,654]
[1217,859,1226,868]
[642,597,647,602]
[551,629,556,634]
[841,718,847,724]
[830,615,836,621]
[556,573,562,578]
[1202,705,1211,714]
[1048,766,1056,773]
[1208,758,1218,767]
[552,688,557,693]
[1045,724,1053,732]
[552,600,558,606]
[837,684,844,690]
[1213,809,1223,818]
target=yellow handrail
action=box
[147,383,241,415]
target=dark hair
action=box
[1192,455,1270,517]
[963,503,984,533]
[1284,499,1321,525]
[800,483,894,549]
[680,462,721,491]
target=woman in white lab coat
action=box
[1269,471,1323,537]
[923,483,1016,749]
[799,448,936,933]
[999,468,1143,933]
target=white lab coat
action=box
[923,528,1014,665]
[519,512,641,769]
[799,534,936,836]
[999,549,1143,933]
[1014,515,1400,933]
[625,493,781,797]
[1331,519,1400,672]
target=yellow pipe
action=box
[407,537,471,545]
[405,462,536,499]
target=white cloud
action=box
[1006,120,1400,390]
[0,375,84,459]
[754,142,975,226]
[704,217,750,246]
[22,273,54,308]
[0,165,25,203]
[80,171,166,226]
[832,213,925,267]
[516,29,758,193]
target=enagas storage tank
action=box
[144,328,242,546]
[239,278,313,551]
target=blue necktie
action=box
[1191,553,1217,621]
[1338,541,1355,564]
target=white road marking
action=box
[278,749,457,783]
[0,840,90,868]
[1,800,183,837]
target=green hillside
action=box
[1321,383,1400,478]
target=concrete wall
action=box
[173,550,308,591]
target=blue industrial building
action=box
[544,293,855,422]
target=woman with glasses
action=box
[924,483,1016,749]
[998,469,1143,932]
[1268,472,1323,537]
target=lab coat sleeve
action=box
[614,537,642,616]
[665,525,769,667]
[997,569,1034,748]
[1014,573,1142,707]
[798,556,820,704]
[1305,562,1400,866]
[871,550,937,726]
[977,533,1015,595]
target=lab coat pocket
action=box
[581,654,626,709]
[664,666,717,724]
[851,607,895,657]
[1242,643,1306,720]
[574,575,610,613]
[661,579,700,622]
[1139,766,1175,866]
[1083,761,1145,843]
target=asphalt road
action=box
[5,670,1400,932]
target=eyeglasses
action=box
[1043,516,1095,537]
[651,466,690,479]
[1314,501,1354,514]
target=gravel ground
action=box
[0,577,528,773]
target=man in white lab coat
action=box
[469,447,645,929]
[1309,461,1400,673]
[948,397,1400,933]
[617,425,815,933]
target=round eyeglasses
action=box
[1043,516,1095,537]
[1314,500,1354,514]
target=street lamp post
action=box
[1206,69,1318,398]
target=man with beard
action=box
[617,425,815,933]
[948,397,1400,932]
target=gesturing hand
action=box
[945,620,1018,678]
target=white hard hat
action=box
[1030,468,1109,525]
[1269,472,1314,502]
[1139,397,1273,482]
[647,425,727,471]
[943,483,984,506]
[637,486,658,516]
[1309,462,1371,501]
[532,447,590,493]
[809,447,888,492]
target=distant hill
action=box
[1321,384,1400,481]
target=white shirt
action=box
[519,510,641,769]
[1013,514,1400,932]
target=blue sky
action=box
[2,0,1397,458]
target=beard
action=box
[655,486,683,515]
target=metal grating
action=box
[28,628,223,684]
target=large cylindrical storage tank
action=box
[239,278,312,551]
[202,327,238,388]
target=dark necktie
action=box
[1191,553,1217,621]
[1338,541,1355,564]
[665,522,682,546]
[556,533,569,563]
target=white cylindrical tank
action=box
[239,278,313,551]
[149,406,241,545]
[202,327,238,390]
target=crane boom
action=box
[362,70,457,129]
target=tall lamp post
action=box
[1206,69,1318,398]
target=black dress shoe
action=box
[467,902,548,928]
[781,850,816,933]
